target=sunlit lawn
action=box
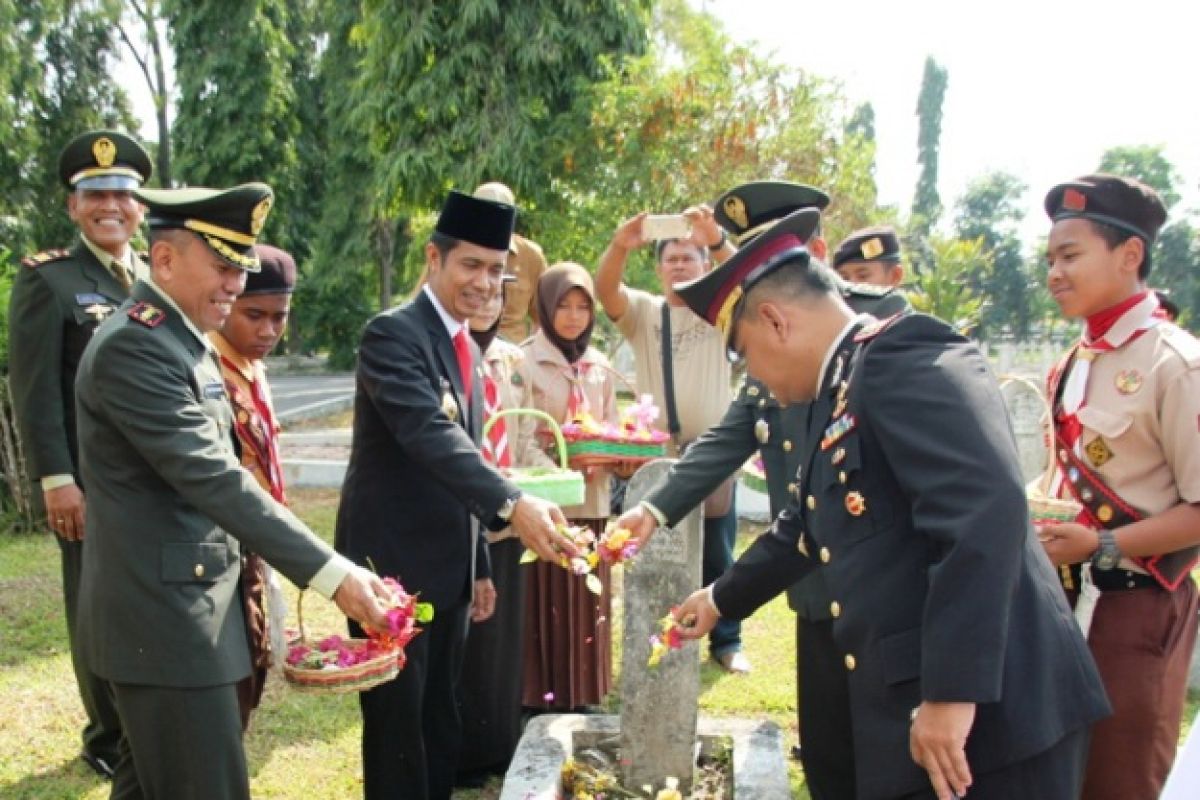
[0,490,810,798]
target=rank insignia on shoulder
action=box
[820,414,856,450]
[128,301,165,327]
[21,249,71,268]
[854,313,901,343]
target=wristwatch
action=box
[496,492,522,523]
[708,229,728,252]
[1090,529,1121,571]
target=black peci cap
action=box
[435,190,516,252]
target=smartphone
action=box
[642,213,692,241]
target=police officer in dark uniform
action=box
[614,182,908,798]
[7,129,153,779]
[651,207,1110,800]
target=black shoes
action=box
[81,750,115,780]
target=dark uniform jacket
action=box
[8,241,131,486]
[712,313,1110,799]
[646,289,911,620]
[75,281,333,688]
[334,291,517,610]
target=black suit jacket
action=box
[334,292,518,609]
[712,313,1110,799]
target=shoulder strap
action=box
[660,301,681,439]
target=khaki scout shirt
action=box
[518,329,618,519]
[498,234,548,343]
[1070,322,1200,518]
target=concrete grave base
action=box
[500,713,790,799]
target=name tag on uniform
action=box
[75,292,110,305]
[203,382,226,400]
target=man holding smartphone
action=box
[594,206,752,673]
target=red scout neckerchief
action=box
[1046,291,1198,590]
[565,362,592,418]
[481,372,512,468]
[221,356,286,504]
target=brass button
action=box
[830,601,841,618]
[194,563,205,578]
[838,471,847,484]
[782,440,793,452]
[787,482,798,496]
[819,547,831,564]
[844,654,857,671]
[758,398,766,408]
[806,495,816,510]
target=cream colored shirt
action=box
[614,288,732,447]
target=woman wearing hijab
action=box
[519,262,618,712]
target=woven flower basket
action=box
[485,408,586,507]
[281,592,400,695]
[999,374,1082,524]
[553,364,668,468]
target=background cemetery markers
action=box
[620,459,703,792]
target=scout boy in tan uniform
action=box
[1039,173,1200,800]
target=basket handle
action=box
[997,373,1057,496]
[483,407,569,470]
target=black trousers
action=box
[899,726,1091,800]
[798,617,857,800]
[357,598,470,800]
[109,680,248,800]
[60,535,123,764]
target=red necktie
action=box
[482,375,511,467]
[453,328,473,399]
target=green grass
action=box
[3,492,1197,799]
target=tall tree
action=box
[355,0,651,216]
[526,0,883,294]
[165,0,305,253]
[910,56,949,242]
[117,0,172,186]
[953,172,1037,338]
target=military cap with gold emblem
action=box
[832,225,902,268]
[713,181,829,246]
[135,183,274,271]
[58,129,153,190]
[674,206,820,346]
[1044,173,1167,243]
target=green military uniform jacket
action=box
[8,241,132,488]
[75,281,334,688]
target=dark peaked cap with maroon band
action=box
[674,206,820,346]
[1044,173,1167,242]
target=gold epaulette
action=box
[21,249,71,268]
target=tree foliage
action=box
[910,56,948,242]
[953,172,1040,338]
[0,0,135,255]
[529,0,883,292]
[165,0,306,255]
[908,236,991,334]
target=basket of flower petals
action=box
[558,394,670,469]
[282,577,432,695]
[485,409,586,507]
[740,454,768,495]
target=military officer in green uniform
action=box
[7,129,153,778]
[74,183,396,800]
[614,182,908,798]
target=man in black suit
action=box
[334,190,571,800]
[657,209,1111,800]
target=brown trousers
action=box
[1080,579,1199,800]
